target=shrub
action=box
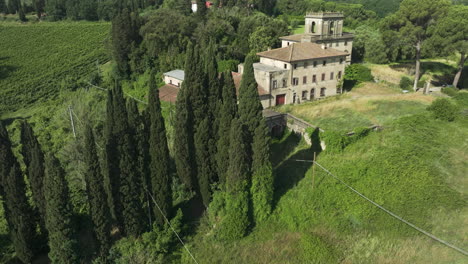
[441,87,459,97]
[427,98,459,121]
[218,59,239,73]
[399,76,412,90]
[453,92,468,107]
[344,64,374,90]
[320,127,372,153]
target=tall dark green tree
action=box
[188,46,209,130]
[250,119,273,223]
[174,44,197,191]
[148,71,172,226]
[45,0,66,21]
[0,0,7,14]
[20,121,46,234]
[238,54,263,136]
[83,125,112,259]
[0,121,37,264]
[33,0,45,19]
[216,72,238,183]
[111,8,142,78]
[7,0,19,14]
[194,118,216,207]
[44,154,79,263]
[219,119,250,240]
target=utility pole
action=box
[68,105,76,138]
[312,152,316,190]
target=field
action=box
[183,85,468,263]
[0,21,110,115]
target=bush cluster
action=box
[441,87,459,97]
[427,98,459,121]
[399,76,412,90]
[320,127,372,153]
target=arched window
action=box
[329,21,334,35]
[311,22,316,33]
[310,88,315,100]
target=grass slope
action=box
[0,21,110,115]
[183,85,467,263]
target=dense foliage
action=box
[427,98,459,121]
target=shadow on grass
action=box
[270,132,301,167]
[272,129,322,210]
[0,57,18,81]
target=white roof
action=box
[163,69,185,81]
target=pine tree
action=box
[250,119,273,223]
[219,119,250,240]
[20,121,47,236]
[238,54,263,137]
[83,125,112,259]
[33,0,45,19]
[194,118,216,207]
[44,154,79,263]
[148,71,172,226]
[0,121,37,263]
[0,0,7,14]
[174,44,197,191]
[216,72,238,183]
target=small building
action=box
[163,69,184,87]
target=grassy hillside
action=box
[183,90,468,263]
[0,21,110,115]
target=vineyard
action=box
[0,22,110,115]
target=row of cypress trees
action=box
[173,42,275,240]
[0,41,275,263]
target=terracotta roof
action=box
[159,84,179,103]
[257,42,348,62]
[232,72,269,96]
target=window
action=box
[303,76,307,84]
[321,73,325,81]
[313,61,317,67]
[338,71,342,79]
[302,90,308,100]
[292,78,299,86]
[320,88,326,97]
[304,62,308,68]
[284,64,287,69]
[323,60,327,66]
[293,64,297,69]
[340,58,344,64]
[336,87,341,94]
[329,21,334,35]
[311,22,316,33]
[344,41,348,46]
[287,42,290,46]
[169,79,172,84]
[312,75,317,83]
[272,80,277,89]
[330,72,334,80]
[282,79,287,87]
[310,88,315,100]
[336,42,339,47]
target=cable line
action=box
[307,160,468,256]
[144,188,200,264]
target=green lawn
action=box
[182,102,468,263]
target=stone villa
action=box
[159,12,353,108]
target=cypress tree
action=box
[0,121,37,263]
[250,119,274,223]
[83,125,112,259]
[238,54,263,137]
[0,0,7,14]
[194,118,216,207]
[188,45,209,130]
[103,87,121,226]
[148,71,172,226]
[44,154,79,263]
[216,72,238,183]
[118,89,145,236]
[20,121,46,232]
[219,119,250,240]
[174,44,197,191]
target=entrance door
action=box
[276,94,286,105]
